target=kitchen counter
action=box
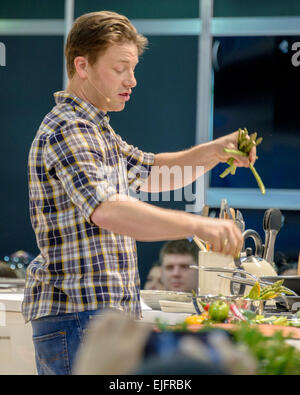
[140,301,300,351]
[0,290,36,375]
[1,290,300,375]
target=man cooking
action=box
[22,10,256,374]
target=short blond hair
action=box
[65,10,148,78]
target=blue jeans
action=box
[31,309,103,375]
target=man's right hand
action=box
[91,194,243,257]
[195,217,243,257]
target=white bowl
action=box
[140,290,192,310]
[159,300,195,314]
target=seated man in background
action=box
[159,240,198,293]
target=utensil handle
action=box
[262,230,270,260]
[264,230,277,263]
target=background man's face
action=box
[160,253,197,293]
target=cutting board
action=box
[184,323,300,339]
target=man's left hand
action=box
[213,130,257,168]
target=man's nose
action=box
[124,71,137,88]
[171,266,181,276]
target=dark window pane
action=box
[214,0,300,17]
[0,1,64,19]
[0,36,63,258]
[211,36,300,189]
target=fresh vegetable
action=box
[241,309,257,321]
[220,127,266,195]
[249,163,265,195]
[232,324,300,375]
[247,281,261,300]
[230,304,246,321]
[259,279,294,297]
[154,319,300,375]
[272,316,289,326]
[208,300,229,322]
[184,312,209,326]
[254,315,283,325]
[245,279,294,300]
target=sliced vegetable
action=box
[230,304,246,321]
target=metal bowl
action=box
[233,298,265,315]
[196,294,265,315]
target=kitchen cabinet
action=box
[0,292,36,375]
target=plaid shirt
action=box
[22,91,155,323]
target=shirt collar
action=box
[54,90,110,127]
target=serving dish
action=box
[159,300,195,314]
[140,290,192,310]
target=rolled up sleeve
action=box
[44,120,117,224]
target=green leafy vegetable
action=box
[220,128,266,195]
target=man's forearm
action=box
[155,141,218,170]
[141,141,219,192]
[90,194,244,257]
[91,195,197,241]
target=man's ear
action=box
[74,56,88,79]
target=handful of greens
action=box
[220,128,266,195]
